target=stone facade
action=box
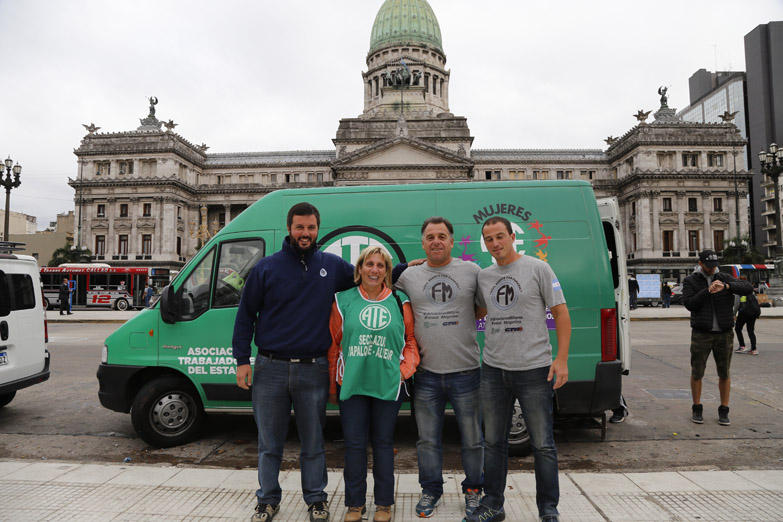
[69,0,751,282]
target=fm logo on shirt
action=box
[425,276,457,306]
[318,226,406,265]
[490,278,520,310]
[360,304,392,331]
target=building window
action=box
[177,206,182,219]
[532,170,548,180]
[662,197,672,212]
[713,198,723,212]
[95,161,110,176]
[657,152,674,169]
[713,230,725,253]
[142,234,152,255]
[119,161,133,175]
[97,204,105,218]
[509,170,525,180]
[556,170,572,180]
[118,235,128,255]
[631,201,636,215]
[317,172,324,182]
[218,212,226,228]
[632,233,637,251]
[143,203,152,217]
[688,230,700,253]
[708,153,724,168]
[682,153,699,167]
[95,235,105,255]
[688,198,698,212]
[663,230,675,252]
[120,204,128,217]
[485,170,500,180]
[580,170,595,180]
[177,236,182,256]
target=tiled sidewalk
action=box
[2,460,782,521]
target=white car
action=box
[0,243,50,408]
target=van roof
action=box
[217,180,592,237]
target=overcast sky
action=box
[1,0,781,230]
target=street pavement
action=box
[2,460,782,521]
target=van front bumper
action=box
[97,363,146,413]
[555,360,622,415]
[0,350,50,396]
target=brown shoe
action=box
[344,505,366,522]
[373,505,391,522]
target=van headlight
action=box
[101,344,108,364]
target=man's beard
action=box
[292,236,316,256]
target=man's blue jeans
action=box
[252,355,330,506]
[414,368,483,497]
[480,364,559,518]
[339,394,403,507]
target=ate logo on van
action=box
[470,203,552,264]
[318,226,406,266]
[359,304,392,331]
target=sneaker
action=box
[540,516,560,522]
[609,409,629,423]
[415,493,441,518]
[465,505,505,522]
[465,489,481,516]
[735,346,749,353]
[718,405,731,426]
[252,503,280,522]
[308,501,330,522]
[750,349,758,355]
[691,404,704,424]
[344,505,366,522]
[373,505,391,522]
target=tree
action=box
[48,242,93,267]
[721,235,765,265]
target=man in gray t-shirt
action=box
[467,216,571,522]
[394,217,486,519]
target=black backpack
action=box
[742,293,761,318]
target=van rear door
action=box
[597,198,631,373]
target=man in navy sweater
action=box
[234,202,355,522]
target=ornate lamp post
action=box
[1,156,23,241]
[758,143,783,258]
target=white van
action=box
[0,243,50,407]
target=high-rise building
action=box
[745,21,783,258]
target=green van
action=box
[97,181,630,451]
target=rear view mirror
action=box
[159,284,178,324]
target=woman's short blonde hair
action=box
[354,245,393,287]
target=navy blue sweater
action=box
[232,237,355,365]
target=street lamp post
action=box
[732,148,740,239]
[758,143,783,258]
[1,156,23,241]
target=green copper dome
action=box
[369,0,443,55]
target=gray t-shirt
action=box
[477,255,566,371]
[394,258,481,373]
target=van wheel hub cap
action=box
[152,393,191,432]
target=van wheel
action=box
[0,391,16,408]
[115,299,129,311]
[131,376,204,447]
[508,400,532,457]
[43,298,50,310]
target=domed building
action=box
[71,0,750,287]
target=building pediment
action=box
[332,136,472,170]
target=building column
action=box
[224,204,232,225]
[651,192,660,253]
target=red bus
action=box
[40,264,171,310]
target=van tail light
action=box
[41,289,49,343]
[601,308,617,362]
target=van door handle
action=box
[0,321,8,341]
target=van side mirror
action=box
[159,284,178,324]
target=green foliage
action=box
[48,242,93,266]
[721,235,765,264]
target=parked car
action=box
[670,283,684,305]
[0,243,50,408]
